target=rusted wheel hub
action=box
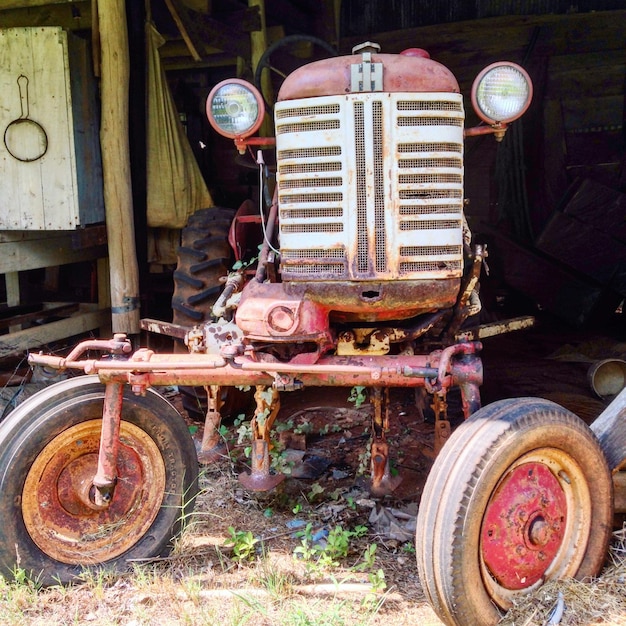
[481,462,567,589]
[22,420,166,564]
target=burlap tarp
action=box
[146,23,213,229]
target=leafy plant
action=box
[348,385,367,408]
[294,523,372,571]
[367,568,387,593]
[307,482,325,502]
[225,527,259,562]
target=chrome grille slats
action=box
[275,93,464,281]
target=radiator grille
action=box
[277,120,340,134]
[275,93,465,281]
[400,245,462,256]
[282,248,346,259]
[398,117,464,127]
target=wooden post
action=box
[96,0,140,334]
[248,0,273,134]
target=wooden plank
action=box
[0,235,106,274]
[164,0,251,59]
[0,303,79,330]
[164,0,203,61]
[547,62,626,99]
[561,95,623,131]
[549,49,626,73]
[0,305,109,359]
[0,27,79,230]
[0,0,73,8]
[0,2,91,30]
[67,32,105,225]
[160,52,238,71]
[5,273,20,308]
[341,11,626,75]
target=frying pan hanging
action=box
[3,74,48,162]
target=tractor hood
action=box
[277,45,460,101]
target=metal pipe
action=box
[92,382,124,506]
[254,187,279,283]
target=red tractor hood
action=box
[277,52,460,101]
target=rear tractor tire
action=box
[415,397,614,626]
[171,207,250,421]
[172,207,234,327]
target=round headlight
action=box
[471,62,532,125]
[206,79,265,139]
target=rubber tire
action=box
[253,34,337,110]
[171,207,234,327]
[0,376,198,585]
[172,207,242,420]
[415,397,614,626]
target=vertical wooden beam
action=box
[249,0,267,71]
[5,272,21,333]
[96,0,140,334]
[249,0,272,134]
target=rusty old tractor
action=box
[2,40,624,626]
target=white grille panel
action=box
[275,93,465,281]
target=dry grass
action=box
[499,527,626,626]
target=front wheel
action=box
[415,397,613,626]
[0,376,198,584]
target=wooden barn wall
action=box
[340,0,626,36]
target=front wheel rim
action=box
[479,448,591,607]
[22,420,166,565]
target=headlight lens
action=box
[471,63,532,125]
[206,79,265,138]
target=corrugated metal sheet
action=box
[340,0,626,36]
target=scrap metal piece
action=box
[198,385,227,464]
[455,315,535,342]
[370,439,402,497]
[432,392,450,455]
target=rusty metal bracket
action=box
[197,385,226,464]
[432,392,451,455]
[92,381,124,506]
[369,388,402,496]
[239,386,285,491]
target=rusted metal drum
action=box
[588,358,626,399]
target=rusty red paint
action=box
[481,462,567,590]
[92,382,124,505]
[277,53,460,101]
[29,340,483,391]
[236,280,461,340]
[22,418,165,563]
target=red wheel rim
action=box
[481,462,567,590]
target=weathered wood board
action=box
[0,27,104,229]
